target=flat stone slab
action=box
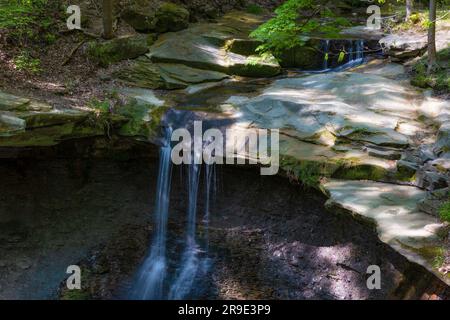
[232,72,424,148]
[119,88,165,107]
[147,14,281,78]
[379,27,450,60]
[353,61,406,80]
[340,26,386,41]
[158,63,229,85]
[324,179,449,285]
[115,58,229,89]
[0,92,30,111]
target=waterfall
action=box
[131,126,173,300]
[132,117,216,300]
[168,163,202,300]
[349,40,354,62]
[332,40,365,72]
[348,40,364,65]
[305,39,366,73]
[356,40,364,61]
[323,40,330,70]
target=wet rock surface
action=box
[146,12,281,77]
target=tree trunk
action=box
[102,0,114,39]
[427,0,437,74]
[405,0,413,21]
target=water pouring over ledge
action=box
[130,111,218,300]
[301,39,367,73]
[130,125,173,300]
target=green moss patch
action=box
[411,47,450,94]
[87,35,150,67]
[439,200,450,223]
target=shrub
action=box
[439,200,450,223]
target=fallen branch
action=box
[61,40,86,66]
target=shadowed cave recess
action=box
[0,137,448,300]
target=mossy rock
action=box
[396,160,418,182]
[121,2,189,34]
[121,3,156,33]
[20,112,89,129]
[226,38,262,56]
[118,101,167,141]
[276,42,323,69]
[230,55,281,78]
[154,2,190,33]
[332,164,388,181]
[87,35,150,67]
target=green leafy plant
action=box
[89,99,111,115]
[250,0,351,56]
[439,200,450,223]
[13,51,41,73]
[246,4,264,15]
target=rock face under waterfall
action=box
[1,154,445,300]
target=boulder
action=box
[379,33,428,61]
[87,35,150,67]
[366,147,402,160]
[121,1,156,32]
[121,2,189,33]
[154,2,190,33]
[416,169,449,191]
[0,114,26,136]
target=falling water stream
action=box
[132,118,216,300]
[323,40,330,70]
[310,39,366,73]
[330,39,365,71]
[131,126,173,300]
